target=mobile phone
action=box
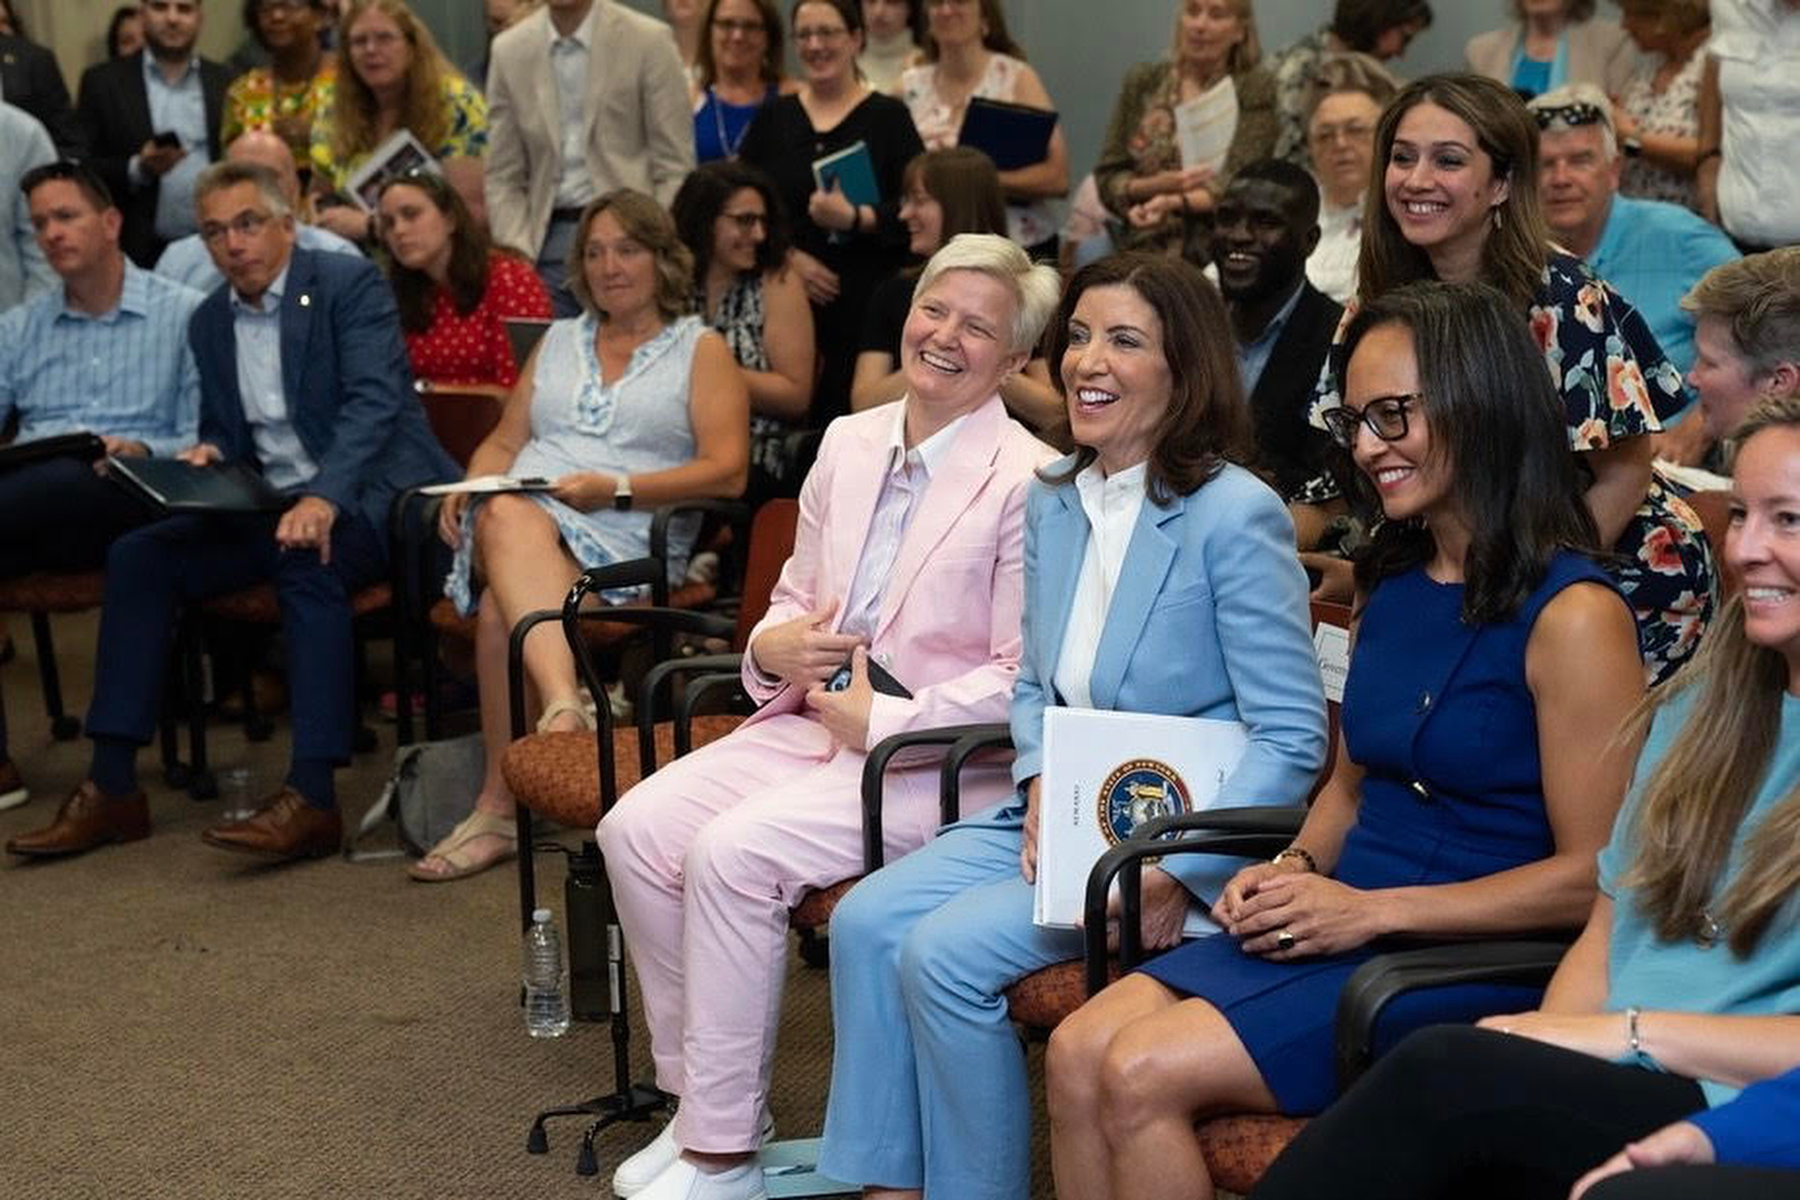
[825,655,912,699]
[152,130,181,150]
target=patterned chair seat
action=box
[500,715,743,828]
[1196,1115,1309,1194]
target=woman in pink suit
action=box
[597,232,1062,1200]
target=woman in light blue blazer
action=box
[816,252,1329,1200]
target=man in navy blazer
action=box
[6,160,457,863]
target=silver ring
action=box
[1275,929,1296,952]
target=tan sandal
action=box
[406,809,518,882]
[535,696,597,734]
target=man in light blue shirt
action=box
[0,99,54,311]
[154,130,360,295]
[0,161,202,812]
[1531,88,1738,370]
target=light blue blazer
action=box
[998,456,1329,897]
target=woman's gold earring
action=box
[1491,206,1504,232]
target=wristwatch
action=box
[1622,135,1643,159]
[612,474,633,511]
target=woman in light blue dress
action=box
[408,189,749,883]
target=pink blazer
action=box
[740,394,1054,749]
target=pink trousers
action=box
[596,712,967,1153]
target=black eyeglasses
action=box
[1531,102,1608,131]
[1321,393,1421,448]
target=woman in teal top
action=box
[1252,393,1800,1200]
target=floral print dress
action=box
[1311,252,1716,685]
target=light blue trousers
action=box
[817,809,1083,1199]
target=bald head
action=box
[225,131,302,207]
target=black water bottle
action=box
[565,840,607,1021]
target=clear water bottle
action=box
[523,906,571,1038]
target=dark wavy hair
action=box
[671,159,791,283]
[377,169,494,333]
[1042,252,1252,504]
[1338,279,1599,623]
[1358,73,1550,309]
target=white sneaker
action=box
[612,1114,777,1198]
[634,1157,765,1200]
[613,1120,680,1198]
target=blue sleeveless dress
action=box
[1136,551,1627,1113]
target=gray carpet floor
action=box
[0,612,1063,1199]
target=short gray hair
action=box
[194,160,293,220]
[913,233,1062,354]
[1528,82,1617,161]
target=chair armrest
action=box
[939,723,1013,827]
[673,668,752,758]
[638,652,749,767]
[1082,807,1306,995]
[1332,938,1569,1089]
[859,723,1017,873]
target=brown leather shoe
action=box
[201,787,341,860]
[0,759,27,812]
[5,781,151,857]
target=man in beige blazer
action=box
[484,0,694,313]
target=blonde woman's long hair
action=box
[1620,394,1800,956]
[331,0,460,168]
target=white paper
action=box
[419,474,554,496]
[344,129,440,212]
[1172,75,1238,176]
[1034,708,1248,932]
[1653,458,1730,493]
[1312,622,1350,705]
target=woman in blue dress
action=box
[1253,394,1800,1200]
[1047,279,1649,1200]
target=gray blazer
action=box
[483,1,695,259]
[1465,17,1641,95]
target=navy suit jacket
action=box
[189,248,458,547]
[1003,458,1329,897]
[75,51,229,267]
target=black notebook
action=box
[957,97,1059,171]
[0,432,106,473]
[107,457,292,514]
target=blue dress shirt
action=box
[229,263,319,489]
[1588,194,1740,391]
[0,262,202,455]
[139,53,211,243]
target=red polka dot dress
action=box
[405,253,551,388]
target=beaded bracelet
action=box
[1273,846,1317,873]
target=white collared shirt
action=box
[230,259,318,490]
[836,403,970,641]
[548,3,601,210]
[1052,460,1147,710]
[1306,195,1362,305]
